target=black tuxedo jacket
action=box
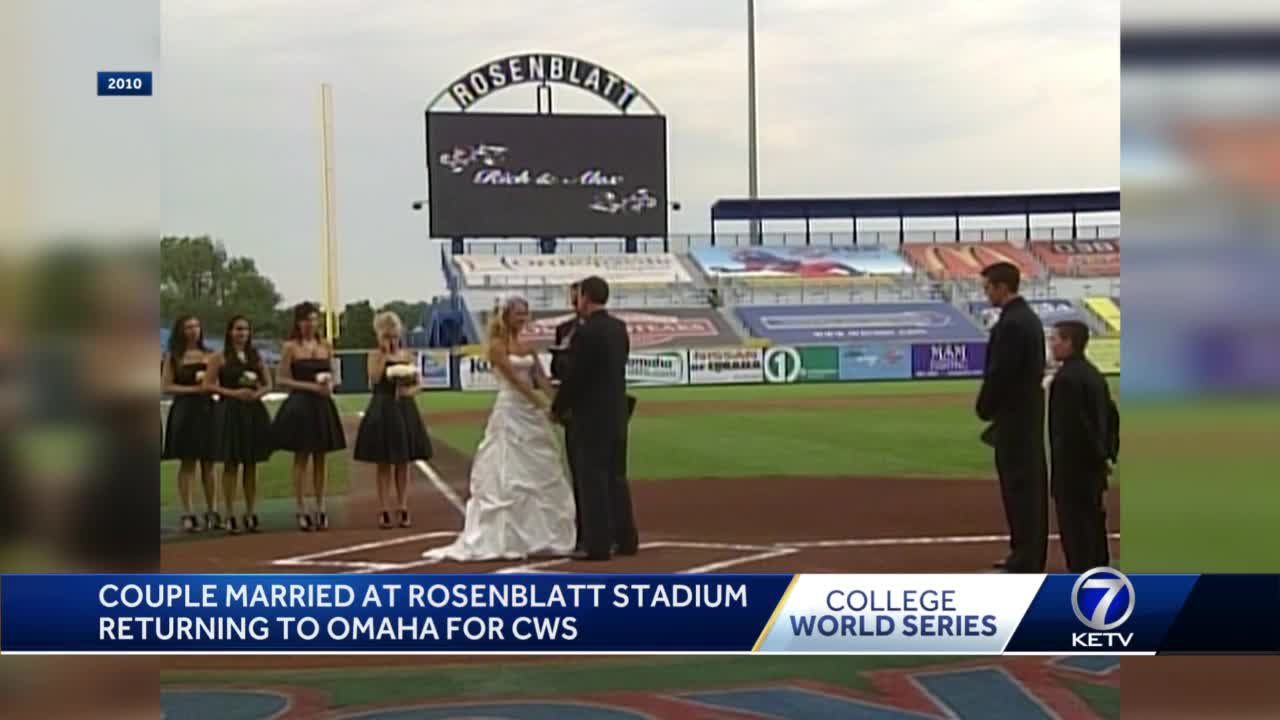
[1049,354,1112,497]
[551,310,630,431]
[976,296,1046,427]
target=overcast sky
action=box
[160,0,1119,304]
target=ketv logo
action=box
[1070,567,1135,649]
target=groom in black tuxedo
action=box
[550,276,638,561]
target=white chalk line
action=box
[681,548,799,574]
[414,460,465,516]
[270,532,1122,575]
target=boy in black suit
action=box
[1048,320,1114,572]
[976,262,1048,573]
[550,276,637,560]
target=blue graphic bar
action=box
[0,574,790,653]
[2,573,1279,654]
[97,71,152,96]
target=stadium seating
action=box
[1031,239,1119,277]
[1083,297,1121,334]
[902,242,1044,281]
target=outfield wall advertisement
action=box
[688,347,764,385]
[413,338,1111,391]
[458,351,554,391]
[417,350,453,389]
[627,350,689,386]
[764,344,912,383]
[839,343,912,380]
[911,342,987,378]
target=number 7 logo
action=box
[1071,568,1136,631]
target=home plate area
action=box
[268,531,1114,575]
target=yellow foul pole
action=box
[319,83,340,341]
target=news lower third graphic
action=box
[1,572,1277,654]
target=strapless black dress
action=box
[211,355,274,464]
[353,361,433,464]
[271,358,346,453]
[162,362,214,461]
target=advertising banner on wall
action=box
[1086,337,1120,374]
[416,350,453,389]
[763,346,839,383]
[689,347,764,385]
[837,343,912,381]
[527,309,736,350]
[968,299,1083,331]
[627,350,689,386]
[911,342,987,378]
[737,303,986,345]
[454,253,690,287]
[691,246,914,279]
[458,351,554,391]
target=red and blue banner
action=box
[1,571,1278,655]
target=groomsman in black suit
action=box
[976,262,1048,573]
[550,282,584,549]
[1048,320,1114,572]
[551,276,638,561]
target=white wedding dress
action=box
[423,354,577,561]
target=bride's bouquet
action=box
[385,365,418,384]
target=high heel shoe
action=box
[379,511,393,529]
[315,511,329,531]
[246,514,260,533]
[297,512,313,532]
[205,511,223,531]
[398,510,412,529]
[226,516,240,535]
[181,514,198,533]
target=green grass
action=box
[421,379,1107,481]
[160,459,351,510]
[1119,397,1280,572]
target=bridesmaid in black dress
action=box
[271,302,345,531]
[161,314,220,532]
[354,312,433,528]
[206,315,274,534]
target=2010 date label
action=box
[98,72,152,96]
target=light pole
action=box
[747,0,761,244]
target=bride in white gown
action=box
[423,294,577,561]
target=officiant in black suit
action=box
[550,282,585,549]
[976,262,1048,574]
[550,276,638,561]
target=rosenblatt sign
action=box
[441,53,656,113]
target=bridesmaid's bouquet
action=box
[194,370,206,384]
[385,365,418,384]
[315,372,333,385]
[239,370,258,388]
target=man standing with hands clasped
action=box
[549,276,638,561]
[1048,320,1116,572]
[976,262,1048,573]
